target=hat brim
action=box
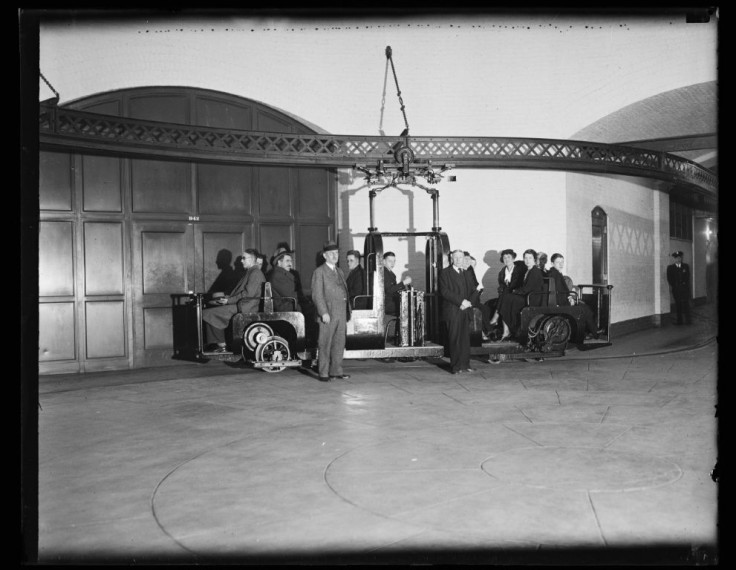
[271,250,293,264]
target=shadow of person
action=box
[400,249,427,292]
[207,249,240,297]
[233,255,246,280]
[483,249,502,314]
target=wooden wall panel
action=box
[39,302,76,361]
[79,99,121,116]
[46,87,337,373]
[258,224,293,266]
[82,155,122,212]
[297,224,333,293]
[201,231,246,294]
[131,159,190,213]
[39,221,74,297]
[141,231,188,294]
[84,222,124,295]
[258,167,291,216]
[297,167,330,217]
[39,151,73,211]
[195,97,252,129]
[255,110,293,133]
[197,163,252,215]
[85,301,126,358]
[143,307,173,349]
[128,94,189,124]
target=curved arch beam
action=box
[39,102,716,202]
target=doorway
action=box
[592,207,608,285]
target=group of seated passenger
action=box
[203,243,603,353]
[486,249,603,341]
[204,242,376,352]
[488,248,545,341]
[203,242,311,352]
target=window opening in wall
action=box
[669,200,693,240]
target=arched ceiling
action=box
[573,81,717,174]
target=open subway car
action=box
[172,229,613,372]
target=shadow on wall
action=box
[207,249,240,297]
[338,169,371,255]
[402,250,427,292]
[482,250,503,300]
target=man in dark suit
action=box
[311,241,351,382]
[383,251,412,315]
[463,251,491,341]
[202,248,265,352]
[267,247,301,312]
[666,250,691,325]
[345,249,368,310]
[439,249,475,374]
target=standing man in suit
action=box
[202,248,265,353]
[383,251,412,315]
[345,249,367,310]
[666,250,691,325]
[439,249,475,374]
[311,241,352,382]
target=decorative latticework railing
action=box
[39,102,717,200]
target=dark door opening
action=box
[592,207,608,285]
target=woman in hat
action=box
[488,249,526,339]
[496,249,545,340]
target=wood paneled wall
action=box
[39,87,335,374]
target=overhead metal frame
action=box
[38,101,717,207]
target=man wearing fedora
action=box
[268,246,302,312]
[311,241,351,381]
[202,248,266,352]
[666,250,691,325]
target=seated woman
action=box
[496,249,544,339]
[489,249,526,331]
[549,253,604,339]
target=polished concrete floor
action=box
[34,305,720,565]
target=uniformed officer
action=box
[666,250,691,325]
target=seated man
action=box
[202,248,265,352]
[345,249,368,310]
[549,253,604,339]
[383,251,411,315]
[267,246,302,312]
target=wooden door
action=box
[131,221,195,368]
